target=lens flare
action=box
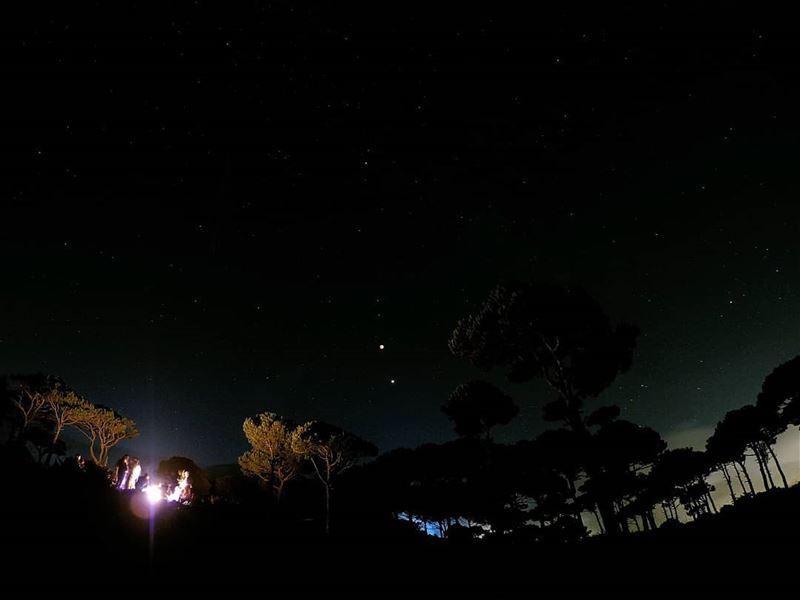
[144,485,163,504]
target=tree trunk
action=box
[721,464,736,503]
[751,449,771,491]
[267,470,275,499]
[765,443,789,488]
[88,441,100,465]
[596,498,618,536]
[732,461,746,495]
[765,464,776,489]
[566,399,619,536]
[737,460,756,495]
[619,513,630,534]
[671,499,680,522]
[759,444,776,489]
[706,490,718,514]
[593,508,605,534]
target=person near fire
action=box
[113,454,129,489]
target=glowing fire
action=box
[166,470,190,502]
[142,469,190,505]
[144,485,163,504]
[139,469,190,505]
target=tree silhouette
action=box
[42,385,89,444]
[449,282,637,430]
[747,405,789,489]
[449,282,638,533]
[756,356,800,487]
[442,380,518,440]
[512,438,587,538]
[706,433,743,504]
[239,412,305,502]
[72,404,139,466]
[649,448,717,522]
[758,355,800,429]
[369,440,534,539]
[590,420,666,532]
[366,444,441,531]
[2,374,63,439]
[515,429,589,534]
[706,411,758,496]
[712,405,785,492]
[294,421,378,534]
[528,428,586,498]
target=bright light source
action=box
[166,470,190,502]
[379,344,385,350]
[144,485,162,504]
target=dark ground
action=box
[3,447,797,591]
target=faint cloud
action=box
[664,424,713,450]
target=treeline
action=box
[238,415,377,533]
[234,283,799,539]
[2,282,798,541]
[0,374,138,466]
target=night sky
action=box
[2,3,799,467]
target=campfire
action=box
[140,469,192,505]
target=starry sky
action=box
[1,3,799,467]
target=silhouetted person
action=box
[113,454,129,489]
[127,458,141,490]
